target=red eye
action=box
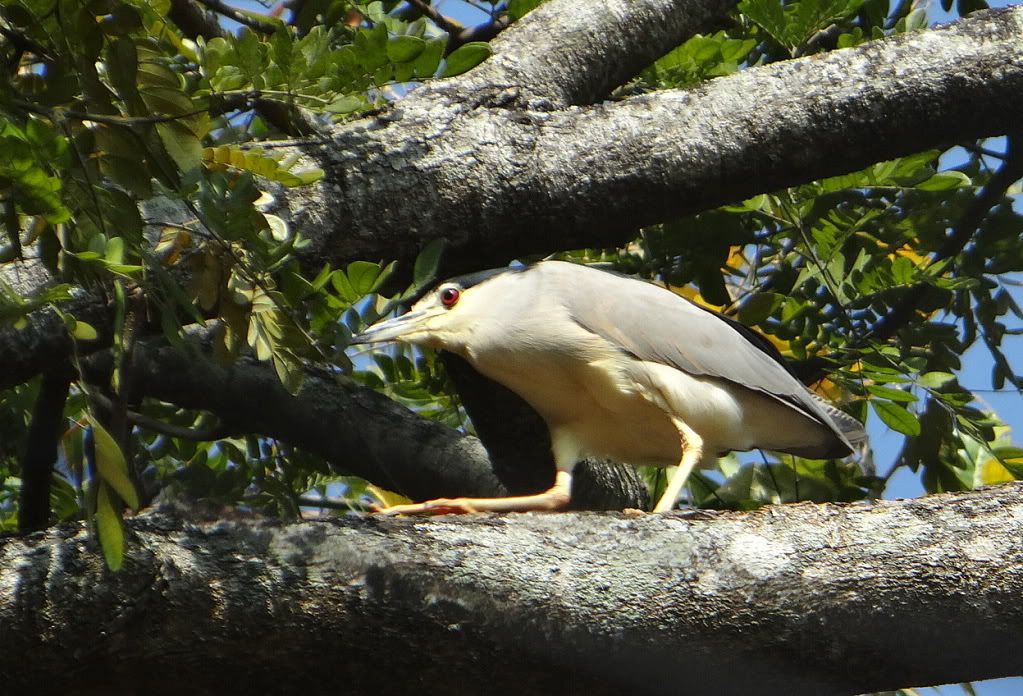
[440,287,460,307]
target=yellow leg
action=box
[374,471,573,516]
[653,417,703,513]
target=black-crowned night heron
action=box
[353,260,867,514]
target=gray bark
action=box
[4,483,1023,694]
[3,6,1022,390]
[283,4,1023,274]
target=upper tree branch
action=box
[193,0,279,34]
[455,0,740,107]
[4,483,1023,694]
[167,0,226,40]
[281,5,1023,277]
[4,6,1023,396]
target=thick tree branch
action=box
[5,484,1023,694]
[459,0,740,107]
[279,5,1023,276]
[85,334,645,509]
[112,340,507,503]
[0,260,111,390]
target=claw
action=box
[372,498,480,516]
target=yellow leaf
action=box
[97,483,125,571]
[670,284,723,311]
[979,457,1015,486]
[891,243,928,266]
[72,320,99,341]
[365,484,413,509]
[763,333,794,358]
[89,418,140,509]
[725,245,747,270]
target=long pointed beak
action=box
[350,310,430,345]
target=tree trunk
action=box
[4,484,1023,694]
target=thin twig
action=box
[13,98,208,128]
[90,390,234,441]
[193,0,279,34]
[869,135,1023,343]
[0,24,53,60]
[405,0,463,35]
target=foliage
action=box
[0,0,1019,587]
[0,0,492,564]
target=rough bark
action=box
[458,0,740,108]
[2,0,1019,523]
[4,483,1023,694]
[3,5,1022,391]
[282,4,1023,275]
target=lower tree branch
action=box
[105,337,508,503]
[96,333,646,509]
[4,484,1023,694]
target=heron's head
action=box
[351,267,522,352]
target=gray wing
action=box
[554,263,856,457]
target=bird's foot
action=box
[371,497,480,516]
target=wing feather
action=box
[542,262,855,457]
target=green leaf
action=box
[441,42,491,77]
[96,482,125,571]
[740,0,791,49]
[89,418,140,510]
[508,0,543,20]
[871,399,921,436]
[737,292,783,325]
[413,37,445,77]
[387,35,426,63]
[865,384,918,403]
[105,236,125,264]
[995,447,1023,478]
[347,261,382,295]
[413,239,446,287]
[331,270,358,302]
[917,171,971,191]
[107,38,141,107]
[141,85,194,115]
[324,95,364,114]
[354,25,388,71]
[156,121,202,173]
[918,371,955,388]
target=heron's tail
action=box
[813,395,875,476]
